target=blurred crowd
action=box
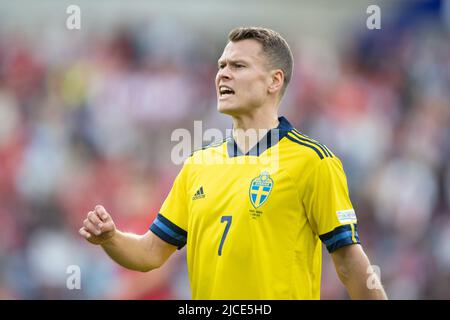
[0,2,449,299]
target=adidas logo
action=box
[192,186,205,200]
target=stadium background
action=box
[0,0,449,299]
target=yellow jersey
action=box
[150,116,359,299]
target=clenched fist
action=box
[79,205,116,245]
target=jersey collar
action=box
[226,116,293,157]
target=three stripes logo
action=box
[192,186,205,200]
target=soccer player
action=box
[79,27,387,300]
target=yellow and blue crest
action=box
[249,172,274,208]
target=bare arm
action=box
[100,230,176,272]
[79,205,177,272]
[331,244,387,300]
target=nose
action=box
[216,66,232,82]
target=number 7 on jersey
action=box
[218,215,232,256]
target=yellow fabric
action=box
[157,126,357,299]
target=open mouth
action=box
[219,85,235,97]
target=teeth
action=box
[219,86,234,95]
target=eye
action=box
[218,63,225,69]
[235,64,245,68]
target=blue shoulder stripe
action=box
[149,213,187,249]
[319,224,360,253]
[285,134,324,159]
[290,129,332,158]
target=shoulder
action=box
[283,128,335,162]
[187,137,230,162]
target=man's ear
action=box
[268,69,284,95]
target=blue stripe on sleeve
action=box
[319,224,360,253]
[323,231,353,246]
[149,214,187,250]
[156,213,187,237]
[153,219,186,242]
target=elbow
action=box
[336,264,351,285]
[331,244,365,286]
[137,231,174,272]
[137,258,166,273]
[137,266,153,273]
[138,264,160,273]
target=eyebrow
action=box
[217,59,248,67]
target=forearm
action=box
[340,259,387,299]
[101,230,157,272]
[333,245,388,300]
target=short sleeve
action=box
[302,157,360,253]
[149,163,189,249]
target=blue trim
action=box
[319,224,360,253]
[325,237,356,253]
[290,129,332,158]
[227,116,293,157]
[153,219,186,242]
[150,224,186,249]
[149,214,187,250]
[156,213,187,237]
[323,231,353,246]
[320,224,353,241]
[285,135,324,160]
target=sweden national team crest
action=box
[249,172,274,209]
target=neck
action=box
[231,110,279,154]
